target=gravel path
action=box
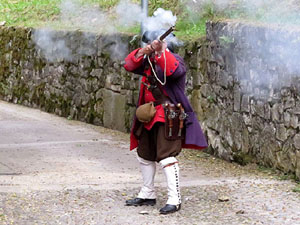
[0,100,300,225]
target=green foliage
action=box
[2,0,300,39]
[207,95,216,103]
[148,0,183,16]
[0,0,60,27]
[292,185,300,193]
[0,0,209,39]
[175,17,207,40]
[82,0,119,9]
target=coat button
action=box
[170,70,173,73]
[175,63,177,66]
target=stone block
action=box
[124,90,133,105]
[94,100,103,115]
[132,90,139,105]
[283,111,291,127]
[217,70,229,88]
[207,128,233,161]
[284,97,295,110]
[264,103,271,120]
[230,113,245,151]
[242,113,252,126]
[191,70,201,87]
[241,95,250,113]
[110,85,121,93]
[199,84,211,97]
[241,127,250,154]
[276,140,296,173]
[205,104,221,130]
[296,151,300,179]
[81,93,90,106]
[290,115,299,129]
[271,103,283,122]
[294,134,300,150]
[233,86,241,112]
[90,68,103,79]
[251,100,264,118]
[191,90,204,120]
[276,124,287,142]
[102,89,126,132]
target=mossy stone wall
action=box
[1,23,299,179]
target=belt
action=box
[153,100,170,107]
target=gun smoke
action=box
[33,0,179,63]
[186,0,300,24]
[187,0,300,97]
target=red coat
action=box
[124,48,208,151]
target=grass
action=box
[0,0,209,40]
[3,0,300,40]
[292,185,300,193]
[175,17,207,40]
[0,0,60,27]
[2,0,300,40]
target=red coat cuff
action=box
[155,49,179,76]
[124,48,144,71]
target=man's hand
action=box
[135,45,154,59]
[135,40,167,59]
[151,40,167,55]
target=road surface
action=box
[0,100,300,225]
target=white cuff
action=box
[159,157,178,168]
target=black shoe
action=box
[125,198,156,206]
[159,204,181,214]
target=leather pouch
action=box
[136,102,157,123]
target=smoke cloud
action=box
[59,0,119,33]
[144,8,177,31]
[33,0,136,62]
[187,0,300,96]
[33,0,180,63]
[33,29,72,62]
[186,0,300,24]
[115,0,144,28]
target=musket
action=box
[159,26,175,42]
[143,26,175,59]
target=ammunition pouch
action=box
[136,102,157,123]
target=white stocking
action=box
[159,157,181,205]
[137,155,156,199]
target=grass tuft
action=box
[0,0,60,27]
[0,0,208,39]
[292,185,300,193]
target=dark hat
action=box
[142,29,177,52]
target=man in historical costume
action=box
[123,30,207,214]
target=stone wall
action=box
[0,27,141,133]
[0,23,299,179]
[191,21,300,179]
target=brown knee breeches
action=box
[137,122,182,162]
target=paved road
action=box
[0,100,300,225]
